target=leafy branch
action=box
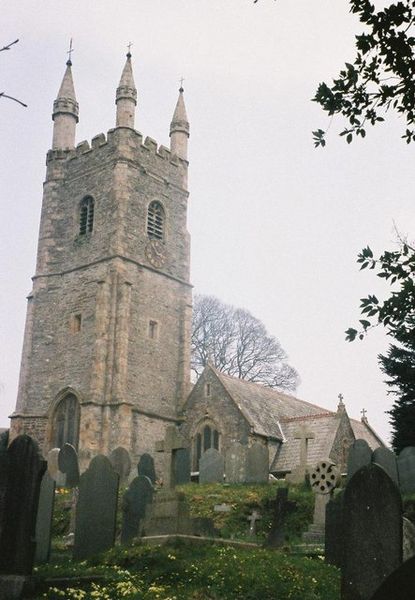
[346,243,415,341]
[313,1,415,145]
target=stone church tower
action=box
[10,53,192,465]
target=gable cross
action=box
[155,425,187,488]
[179,77,185,91]
[127,41,133,55]
[361,408,367,420]
[294,425,315,468]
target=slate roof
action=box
[216,371,332,440]
[350,418,385,449]
[270,413,339,473]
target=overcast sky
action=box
[1,0,414,444]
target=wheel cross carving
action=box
[309,460,340,495]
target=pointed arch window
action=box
[147,201,165,240]
[192,422,221,470]
[79,196,94,235]
[51,393,80,450]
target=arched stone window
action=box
[79,196,94,235]
[51,393,80,449]
[147,201,165,240]
[193,422,221,470]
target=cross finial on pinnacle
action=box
[179,77,185,92]
[361,408,367,419]
[127,41,133,58]
[66,38,74,66]
[338,393,344,404]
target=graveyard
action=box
[3,430,415,598]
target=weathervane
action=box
[67,38,74,65]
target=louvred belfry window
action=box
[147,201,164,240]
[79,196,94,235]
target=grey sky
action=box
[1,0,414,444]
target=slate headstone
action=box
[369,554,415,600]
[121,475,154,544]
[73,455,119,560]
[264,487,296,548]
[347,439,373,482]
[0,434,46,575]
[35,471,55,563]
[373,447,399,486]
[402,516,415,562]
[199,448,224,484]
[137,453,156,484]
[174,448,191,485]
[109,447,131,482]
[0,431,9,540]
[225,442,247,483]
[325,492,344,568]
[246,443,269,483]
[155,426,187,488]
[341,463,402,600]
[397,446,415,495]
[58,443,79,488]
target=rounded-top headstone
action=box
[309,460,340,494]
[109,447,131,481]
[347,438,373,482]
[373,446,399,486]
[397,446,415,494]
[58,443,79,488]
[137,453,156,484]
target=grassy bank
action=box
[35,538,340,599]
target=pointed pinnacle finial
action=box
[179,77,185,93]
[127,41,133,59]
[66,38,74,66]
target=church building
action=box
[9,52,385,477]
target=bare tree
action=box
[1,39,27,108]
[191,294,299,392]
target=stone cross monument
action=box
[287,425,315,484]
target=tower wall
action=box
[11,127,192,466]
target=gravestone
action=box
[264,487,296,548]
[225,442,247,483]
[58,443,79,488]
[137,453,156,484]
[397,446,415,495]
[403,516,415,562]
[287,425,315,484]
[73,455,119,560]
[369,554,415,600]
[246,443,269,483]
[325,492,344,568]
[0,430,9,540]
[214,503,231,513]
[0,435,46,577]
[46,448,65,487]
[373,447,399,486]
[303,460,340,545]
[347,439,372,482]
[199,448,224,484]
[109,447,131,482]
[174,448,191,485]
[121,475,154,544]
[35,471,55,563]
[247,510,261,537]
[342,463,402,600]
[155,425,187,488]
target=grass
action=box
[34,538,340,599]
[39,482,330,598]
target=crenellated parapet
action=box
[46,127,188,190]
